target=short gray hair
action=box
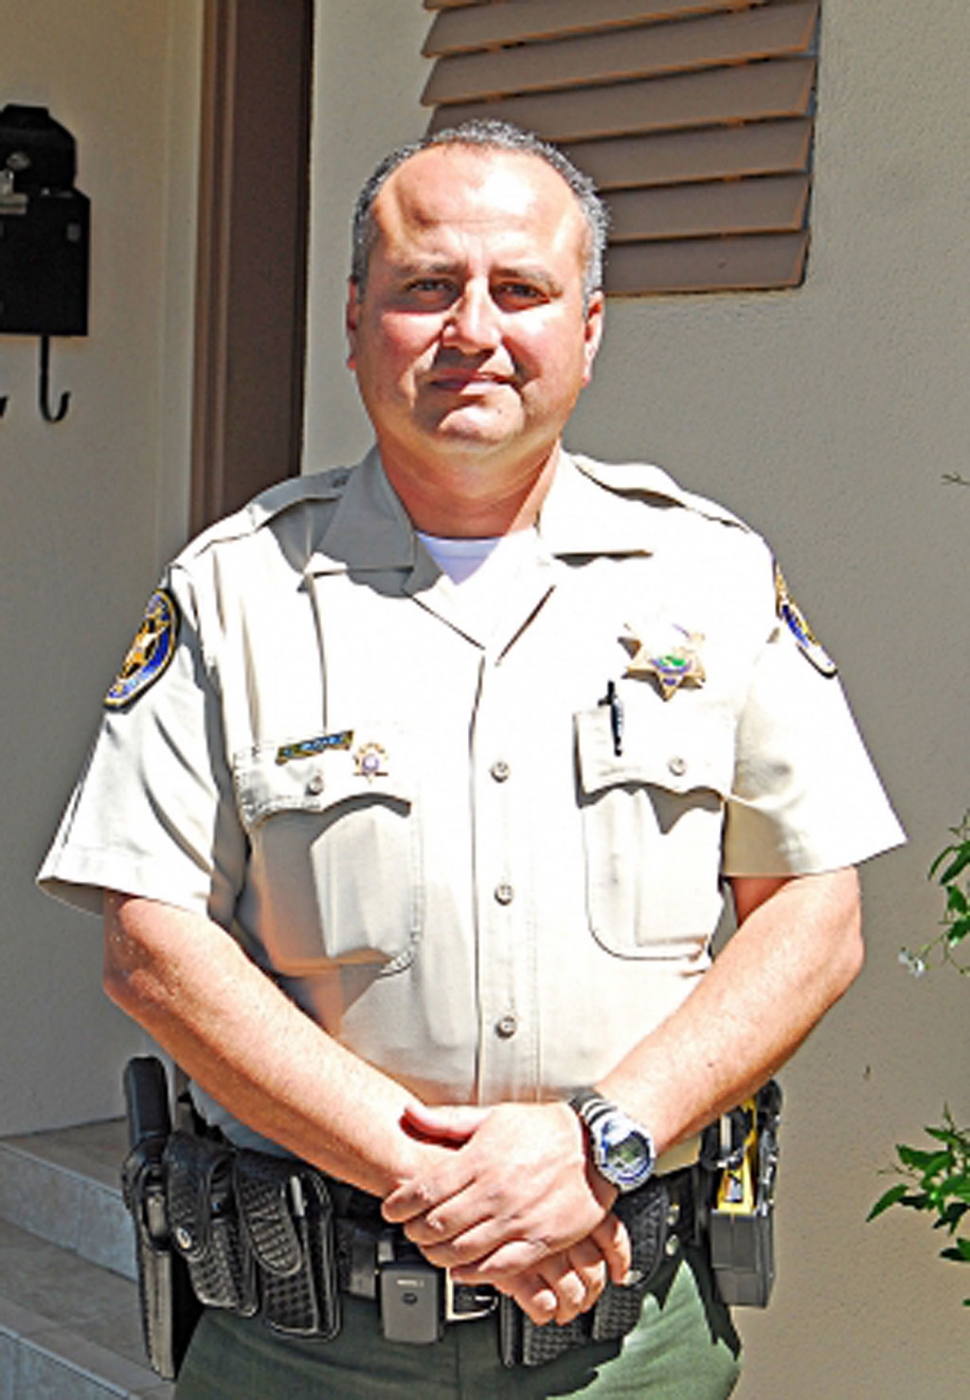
[350,120,608,307]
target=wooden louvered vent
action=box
[421,0,820,295]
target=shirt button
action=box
[306,772,324,796]
[495,1013,518,1039]
[494,882,514,905]
[668,756,687,778]
[490,760,510,782]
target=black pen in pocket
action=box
[601,679,624,757]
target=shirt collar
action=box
[306,447,416,575]
[306,445,691,576]
[536,451,687,557]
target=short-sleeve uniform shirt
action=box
[40,451,904,1152]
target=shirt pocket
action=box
[575,701,734,958]
[233,728,421,974]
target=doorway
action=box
[191,0,314,532]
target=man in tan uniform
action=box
[40,122,903,1397]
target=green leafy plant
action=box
[869,816,970,1302]
[868,1111,970,1303]
[897,814,970,978]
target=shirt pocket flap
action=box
[234,728,412,831]
[575,703,734,799]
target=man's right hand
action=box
[384,1101,629,1281]
[383,1099,632,1324]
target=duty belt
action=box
[122,1056,780,1382]
[129,1129,696,1370]
[329,1168,695,1361]
[326,1175,501,1336]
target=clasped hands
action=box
[382,1100,631,1326]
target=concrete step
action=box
[0,1120,134,1282]
[0,1121,172,1399]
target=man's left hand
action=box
[494,1238,614,1325]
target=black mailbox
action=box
[0,104,90,336]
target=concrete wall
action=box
[305,1,970,1395]
[0,1,202,1131]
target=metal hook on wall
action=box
[39,335,70,423]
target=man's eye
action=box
[407,278,453,295]
[497,283,545,305]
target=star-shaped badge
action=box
[354,741,388,779]
[622,624,706,700]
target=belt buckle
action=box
[444,1270,498,1324]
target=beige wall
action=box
[305,1,970,1395]
[0,1,202,1130]
[3,0,966,1390]
[303,0,431,469]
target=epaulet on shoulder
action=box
[176,465,355,562]
[247,465,353,528]
[571,454,749,532]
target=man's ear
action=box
[345,279,360,370]
[582,290,605,386]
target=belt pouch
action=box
[122,1147,201,1380]
[500,1299,592,1368]
[590,1176,670,1341]
[499,1177,672,1368]
[164,1132,257,1315]
[235,1151,339,1339]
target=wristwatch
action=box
[569,1088,656,1193]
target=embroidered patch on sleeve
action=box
[774,564,837,677]
[104,589,181,709]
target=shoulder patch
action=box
[774,564,837,677]
[104,589,180,709]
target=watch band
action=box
[568,1087,657,1193]
[569,1087,616,1129]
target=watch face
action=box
[598,1114,654,1190]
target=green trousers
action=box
[175,1248,741,1400]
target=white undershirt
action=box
[417,528,541,637]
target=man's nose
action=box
[441,281,501,351]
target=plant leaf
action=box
[897,1145,950,1173]
[929,845,958,879]
[946,885,969,915]
[945,916,970,946]
[924,1125,968,1148]
[937,1176,970,1203]
[867,1183,909,1221]
[938,847,970,885]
